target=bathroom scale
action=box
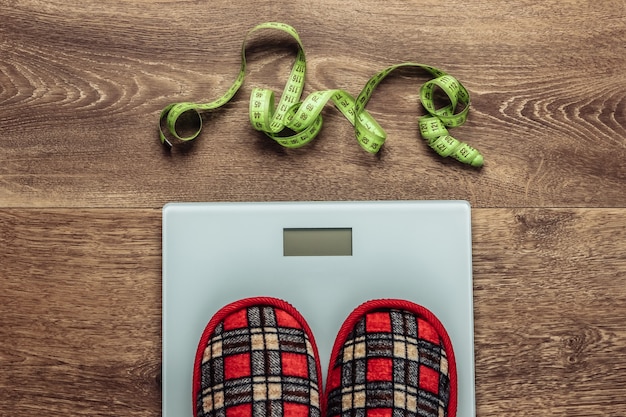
[162,200,475,417]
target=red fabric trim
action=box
[325,298,458,417]
[192,296,324,417]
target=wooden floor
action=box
[1,1,625,416]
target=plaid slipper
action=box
[325,299,457,417]
[193,297,323,417]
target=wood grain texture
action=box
[0,208,624,416]
[1,0,624,207]
[1,1,625,416]
[472,208,626,416]
[0,209,162,416]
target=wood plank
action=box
[0,208,625,416]
[0,209,162,416]
[472,208,626,416]
[1,1,624,208]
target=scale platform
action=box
[162,200,475,417]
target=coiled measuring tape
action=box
[159,22,483,167]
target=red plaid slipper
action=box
[193,297,323,417]
[325,299,457,417]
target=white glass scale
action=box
[162,200,476,417]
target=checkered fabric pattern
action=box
[325,301,457,417]
[194,298,322,417]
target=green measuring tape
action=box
[159,22,484,167]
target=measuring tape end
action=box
[469,153,484,168]
[453,144,484,168]
[159,103,204,147]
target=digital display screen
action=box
[283,228,352,256]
